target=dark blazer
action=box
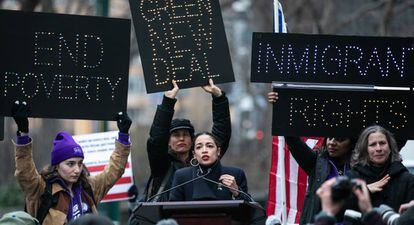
[145,93,231,201]
[169,161,250,201]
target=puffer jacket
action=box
[14,140,131,225]
[145,92,231,202]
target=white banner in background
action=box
[74,131,133,202]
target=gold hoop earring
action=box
[190,157,199,167]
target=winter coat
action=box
[348,161,414,211]
[145,93,231,202]
[285,137,350,225]
[14,140,130,225]
[169,161,250,201]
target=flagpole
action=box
[273,2,288,224]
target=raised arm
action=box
[268,91,318,174]
[147,80,179,177]
[284,137,318,175]
[12,101,46,200]
[203,79,231,156]
[89,112,132,203]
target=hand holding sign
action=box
[164,80,180,100]
[202,79,222,98]
[267,92,279,103]
[117,112,132,134]
[12,101,30,134]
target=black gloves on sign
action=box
[12,101,30,134]
[117,112,132,134]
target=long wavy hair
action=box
[193,132,221,149]
[168,129,195,164]
[351,125,401,167]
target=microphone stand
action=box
[202,177,255,202]
[146,168,212,202]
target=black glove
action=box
[11,101,30,134]
[127,184,138,203]
[117,112,132,134]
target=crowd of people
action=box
[1,84,414,225]
[268,91,414,225]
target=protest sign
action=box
[0,10,130,120]
[129,0,235,93]
[272,88,414,138]
[252,33,414,87]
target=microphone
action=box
[202,176,255,202]
[147,167,212,202]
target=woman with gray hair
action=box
[348,125,414,212]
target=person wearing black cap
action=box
[143,79,231,202]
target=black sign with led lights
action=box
[129,0,235,93]
[0,10,130,120]
[252,33,414,87]
[272,88,414,138]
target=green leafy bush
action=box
[0,183,24,208]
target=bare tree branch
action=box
[20,0,40,11]
[41,0,55,13]
[379,0,395,36]
[307,0,324,34]
[394,0,414,16]
[331,0,388,33]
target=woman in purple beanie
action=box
[11,101,132,225]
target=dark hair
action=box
[320,137,356,159]
[351,125,401,167]
[193,132,221,148]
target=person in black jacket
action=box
[144,79,231,202]
[169,132,250,201]
[348,125,414,212]
[268,91,356,224]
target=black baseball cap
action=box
[170,118,195,135]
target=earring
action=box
[190,157,199,167]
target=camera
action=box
[331,176,361,202]
[377,204,400,225]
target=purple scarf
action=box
[50,178,90,222]
[67,183,84,221]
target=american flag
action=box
[267,136,324,224]
[266,2,329,224]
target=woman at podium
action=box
[169,132,251,201]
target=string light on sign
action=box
[139,0,219,86]
[286,95,409,130]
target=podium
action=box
[130,200,266,225]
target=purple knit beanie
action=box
[51,131,84,165]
